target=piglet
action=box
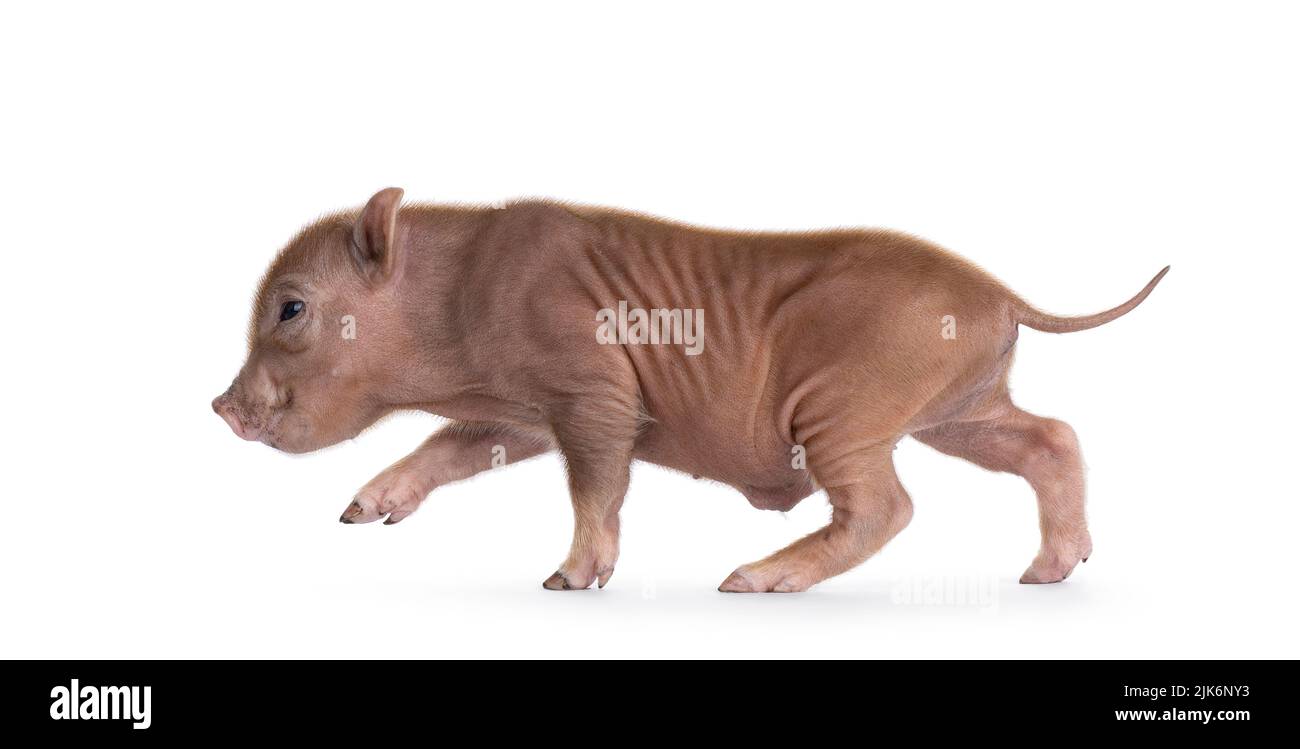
[214,188,1167,592]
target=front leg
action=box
[340,420,552,524]
[542,400,639,591]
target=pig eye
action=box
[279,300,305,322]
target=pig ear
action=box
[350,187,405,282]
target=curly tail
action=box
[1016,266,1170,333]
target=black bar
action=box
[0,660,1283,737]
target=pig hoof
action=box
[597,566,615,589]
[542,571,590,591]
[343,474,427,525]
[718,566,810,592]
[339,501,363,524]
[1019,569,1064,584]
[719,565,811,593]
[718,568,758,593]
[1019,557,1077,584]
[1020,539,1090,584]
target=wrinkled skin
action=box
[215,188,1167,592]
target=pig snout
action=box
[212,392,262,441]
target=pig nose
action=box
[212,396,261,441]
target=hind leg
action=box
[913,398,1090,584]
[719,448,912,593]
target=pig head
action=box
[212,188,412,453]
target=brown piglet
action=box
[213,188,1168,592]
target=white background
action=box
[2,1,1296,659]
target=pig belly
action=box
[632,421,818,512]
